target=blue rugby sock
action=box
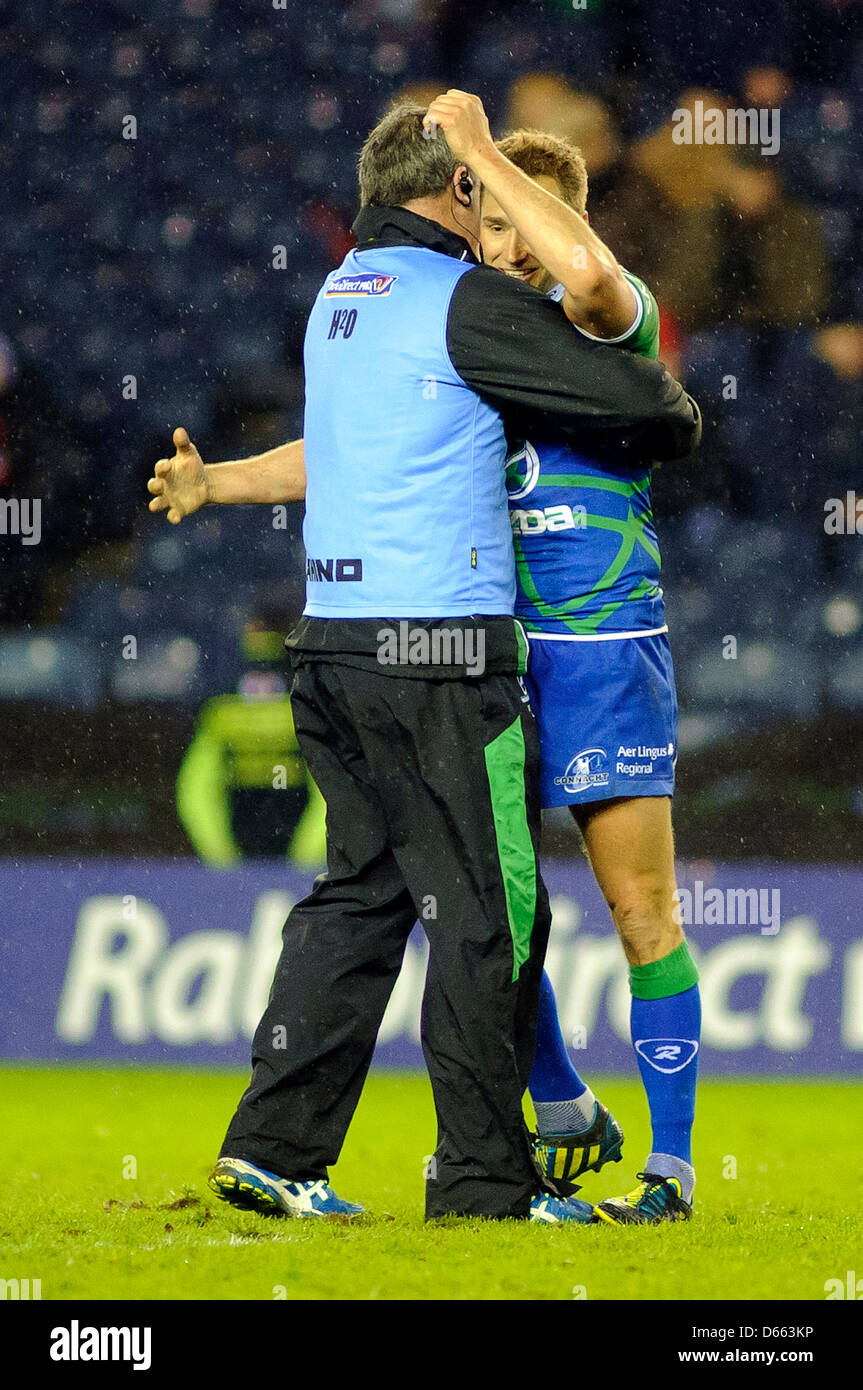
[529,971,588,1114]
[630,976,700,1166]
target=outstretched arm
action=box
[147,428,306,523]
[204,437,306,506]
[424,89,638,340]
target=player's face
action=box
[480,174,562,295]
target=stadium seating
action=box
[1,0,861,750]
[683,636,821,723]
[0,631,105,707]
[828,641,863,710]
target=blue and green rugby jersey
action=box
[508,270,665,636]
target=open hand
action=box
[147,427,208,524]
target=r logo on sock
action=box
[635,1038,699,1074]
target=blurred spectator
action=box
[176,613,326,868]
[505,72,596,142]
[623,89,831,330]
[814,322,863,380]
[740,65,793,110]
[721,158,831,329]
[771,323,863,527]
[392,80,447,108]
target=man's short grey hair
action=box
[358,102,459,208]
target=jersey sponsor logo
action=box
[617,742,674,760]
[324,273,397,298]
[554,747,610,796]
[634,1038,699,1074]
[305,557,363,582]
[616,740,674,777]
[505,441,541,500]
[510,503,587,535]
[327,307,357,339]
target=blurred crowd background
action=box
[1,0,862,861]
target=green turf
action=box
[1,1067,860,1301]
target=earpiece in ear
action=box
[457,173,473,204]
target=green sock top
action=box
[629,939,699,1001]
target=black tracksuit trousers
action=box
[220,657,551,1218]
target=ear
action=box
[453,164,472,206]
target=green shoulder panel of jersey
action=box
[619,268,660,360]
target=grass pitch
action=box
[1,1067,860,1301]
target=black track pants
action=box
[220,659,551,1219]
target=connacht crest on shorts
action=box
[634,1039,699,1074]
[557,748,609,796]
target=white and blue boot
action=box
[209,1157,365,1219]
[529,1191,596,1224]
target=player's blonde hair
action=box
[496,129,588,214]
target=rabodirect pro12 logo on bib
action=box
[324,273,398,298]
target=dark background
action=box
[1,0,862,860]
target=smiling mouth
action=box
[504,267,538,281]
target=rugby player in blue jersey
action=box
[424,90,701,1225]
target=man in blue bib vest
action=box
[157,103,700,1222]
